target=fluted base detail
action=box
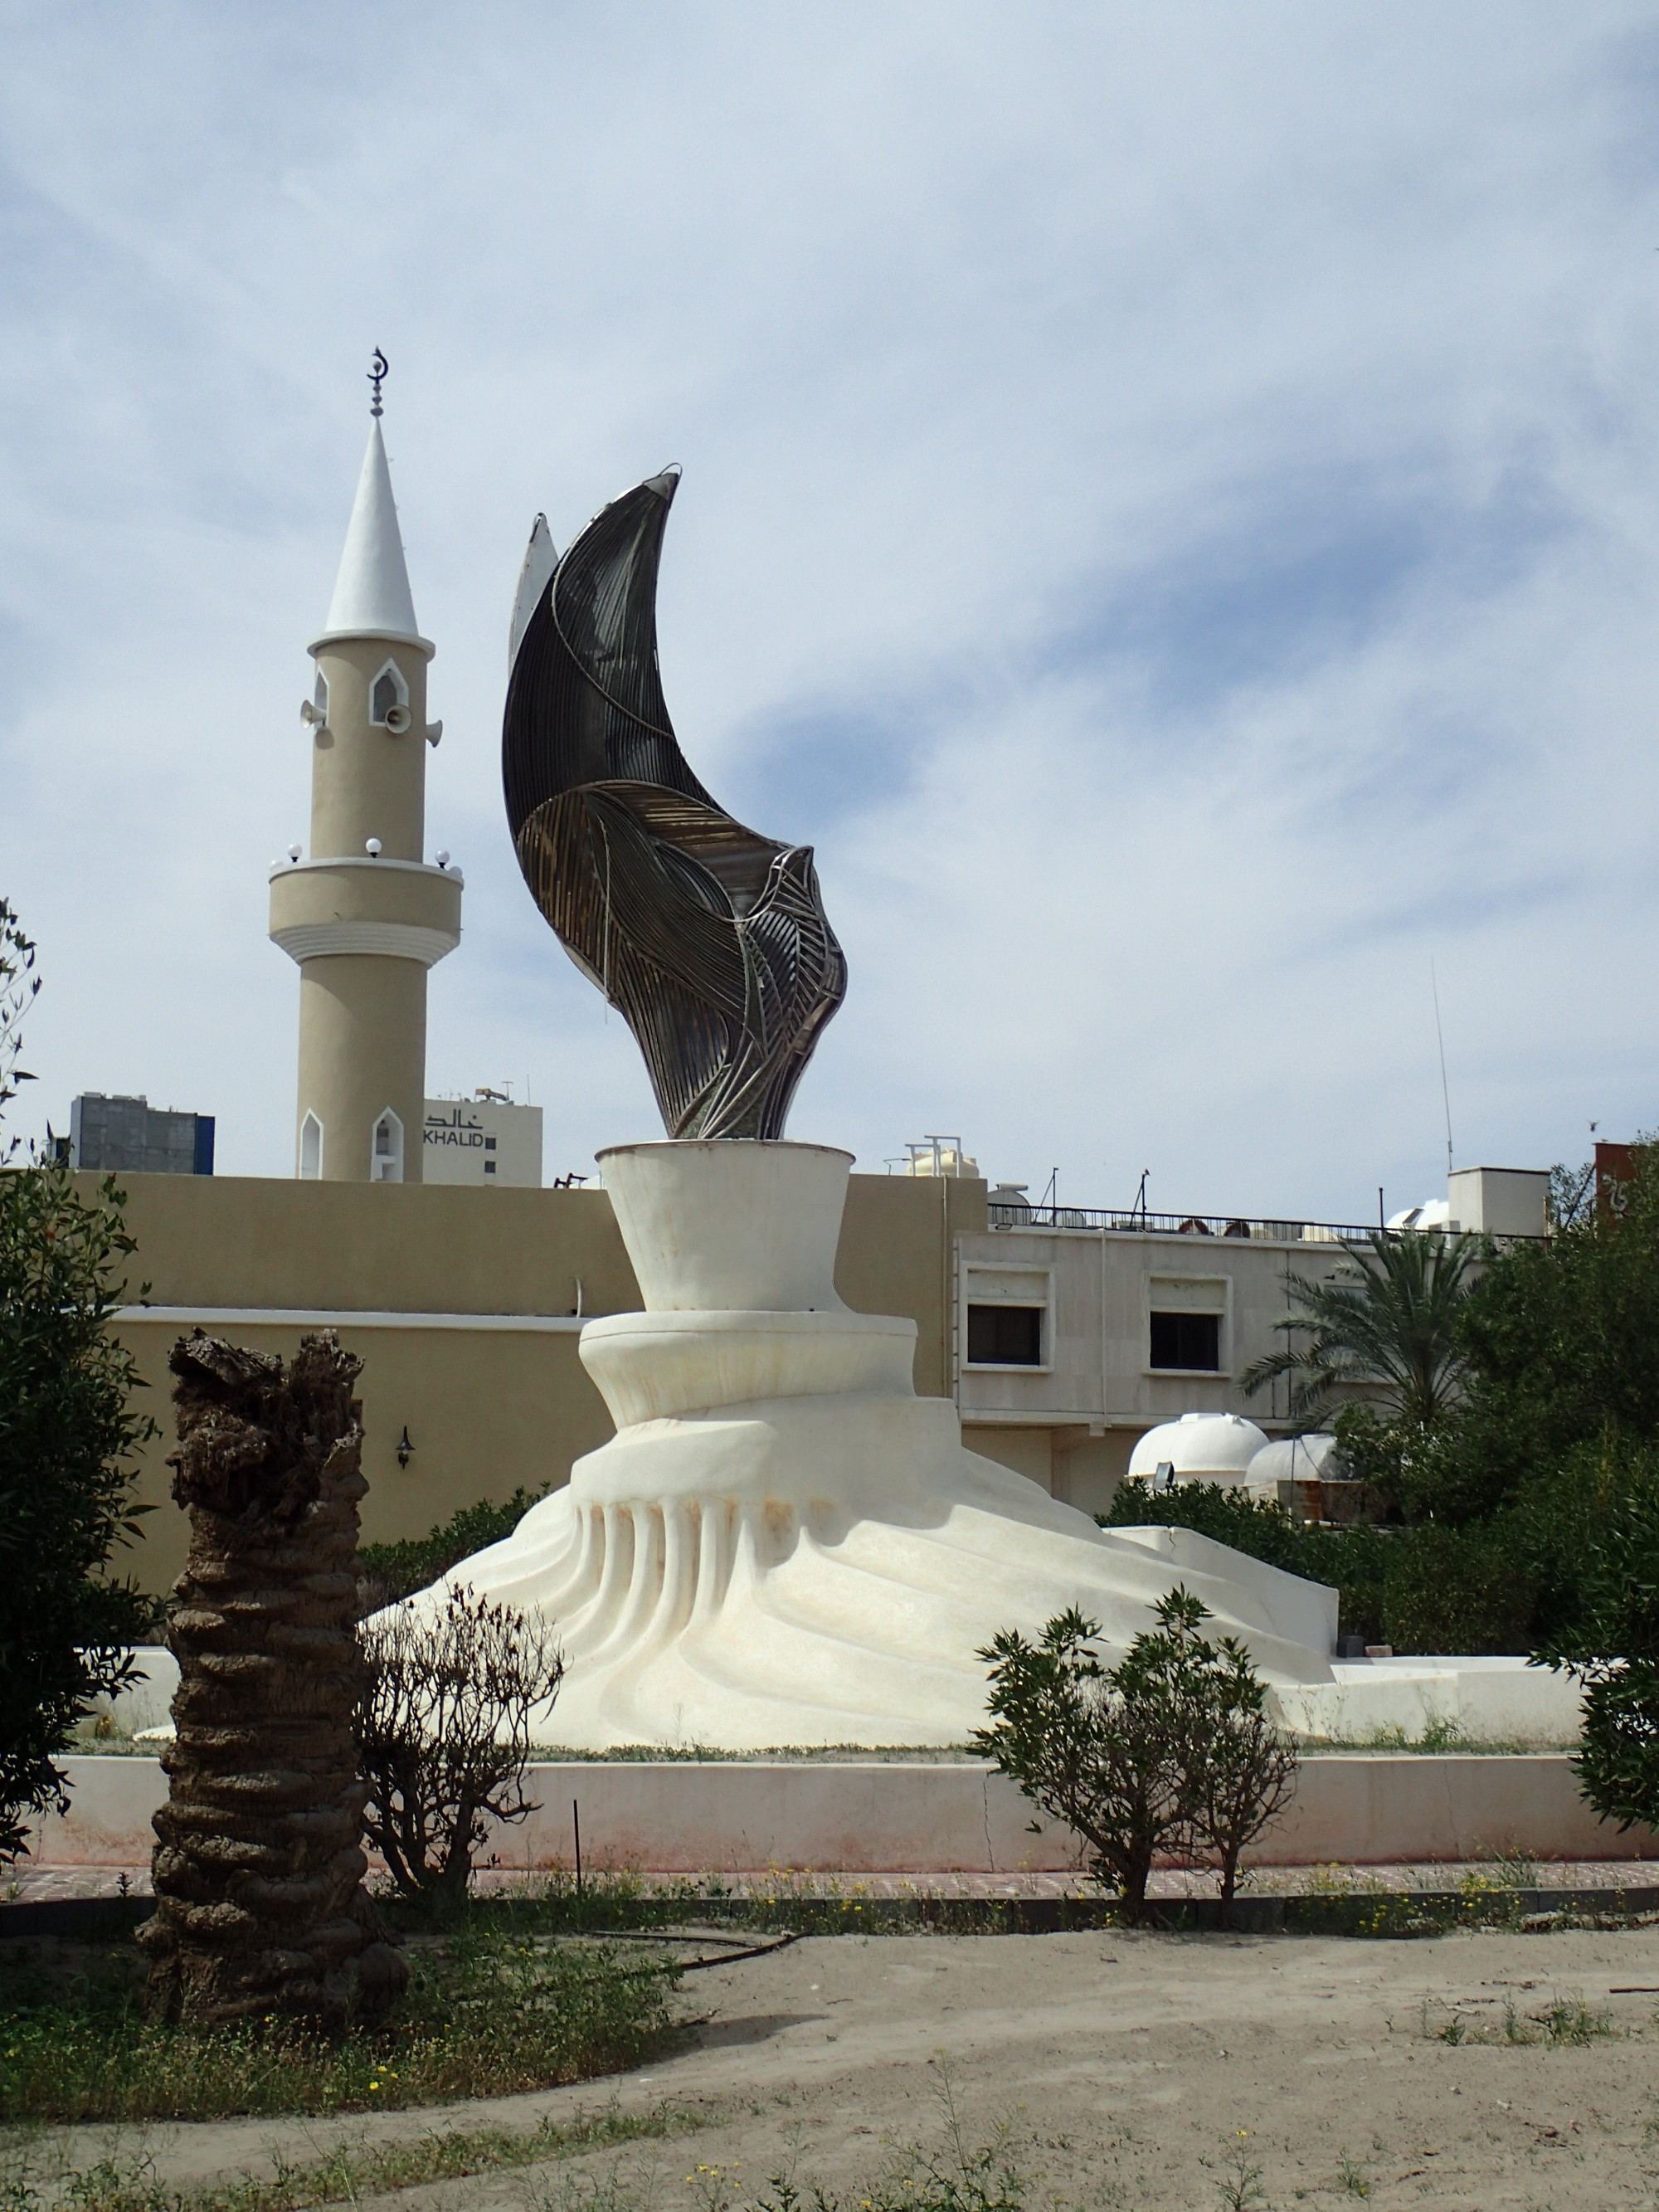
[420,1387,1336,1751]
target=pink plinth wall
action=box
[23,1754,1659,1874]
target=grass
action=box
[1304,1727,1579,1755]
[382,1867,1092,1940]
[732,2074,1024,2212]
[0,1927,681,2123]
[529,1745,984,1763]
[2,2080,1026,2212]
[1335,2150,1371,2197]
[1419,1989,1620,2047]
[0,2107,701,2212]
[381,1863,1658,1945]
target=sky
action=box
[3,3,1658,1223]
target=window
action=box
[299,1112,324,1180]
[1150,1311,1221,1371]
[961,1262,1053,1372]
[967,1303,1044,1366]
[369,660,409,727]
[371,1108,404,1183]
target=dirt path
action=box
[43,1925,1659,2210]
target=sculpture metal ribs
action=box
[504,470,846,1139]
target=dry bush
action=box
[357,1586,565,1917]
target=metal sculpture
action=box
[503,470,846,1139]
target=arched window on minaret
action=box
[299,1112,324,1180]
[370,660,410,728]
[371,1108,404,1183]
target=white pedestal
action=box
[421,1141,1340,1749]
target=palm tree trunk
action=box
[139,1329,406,2029]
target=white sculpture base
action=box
[416,1141,1347,1750]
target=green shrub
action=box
[1533,1441,1659,1833]
[1102,1480,1311,1571]
[1100,1481,1534,1654]
[1380,1523,1535,1655]
[974,1592,1297,1923]
[358,1488,548,1603]
[1100,1482,1387,1644]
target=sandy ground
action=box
[33,1924,1659,2212]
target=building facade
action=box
[69,1094,215,1177]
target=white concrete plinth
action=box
[416,1140,1340,1750]
[1281,1655,1587,1746]
[27,1753,1657,1873]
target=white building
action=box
[421,1095,543,1186]
[949,1164,1548,1517]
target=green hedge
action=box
[358,1488,548,1603]
[1098,1482,1534,1655]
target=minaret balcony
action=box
[269,856,462,970]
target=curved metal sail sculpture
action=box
[504,470,846,1139]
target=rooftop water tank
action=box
[1126,1411,1271,1486]
[1243,1433,1345,1490]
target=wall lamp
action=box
[397,1425,415,1469]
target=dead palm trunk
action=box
[138,1329,406,2028]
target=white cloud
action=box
[3,3,1657,1217]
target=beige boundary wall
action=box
[28,1755,1658,1873]
[86,1170,988,1593]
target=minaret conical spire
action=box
[315,374,423,646]
[273,358,459,1184]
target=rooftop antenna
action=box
[1431,957,1454,1182]
[368,347,388,418]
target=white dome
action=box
[1387,1198,1452,1232]
[1244,1433,1344,1489]
[1127,1411,1271,1484]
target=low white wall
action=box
[1281,1658,1586,1746]
[91,1648,178,1737]
[25,1754,1658,1874]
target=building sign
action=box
[1594,1140,1648,1226]
[421,1097,543,1187]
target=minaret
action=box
[269,358,461,1182]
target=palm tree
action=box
[1238,1230,1481,1429]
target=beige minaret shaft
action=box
[269,402,461,1183]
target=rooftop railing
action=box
[986,1201,1387,1243]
